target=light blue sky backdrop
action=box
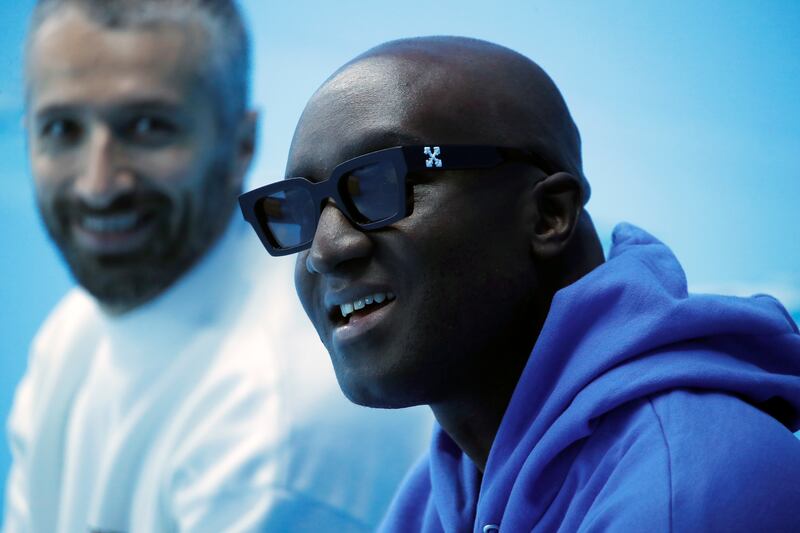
[1,0,799,517]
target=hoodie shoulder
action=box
[572,389,800,532]
[650,389,800,531]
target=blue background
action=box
[1,0,799,520]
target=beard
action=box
[38,156,235,315]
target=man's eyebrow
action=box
[34,98,183,119]
[286,131,425,179]
[363,131,422,152]
[111,98,184,112]
[33,103,78,119]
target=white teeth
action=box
[81,212,139,233]
[338,291,396,319]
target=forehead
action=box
[287,56,512,179]
[26,7,210,114]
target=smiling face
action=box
[26,7,247,313]
[290,55,549,408]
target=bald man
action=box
[239,37,800,532]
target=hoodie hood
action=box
[416,223,800,532]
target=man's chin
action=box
[60,245,183,315]
[47,203,230,314]
[335,367,431,410]
[74,263,169,315]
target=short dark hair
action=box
[26,0,251,131]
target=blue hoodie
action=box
[380,224,800,533]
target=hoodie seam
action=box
[646,397,674,533]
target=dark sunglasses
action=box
[239,145,553,256]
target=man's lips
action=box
[330,297,397,350]
[323,285,399,350]
[325,285,397,324]
[71,209,158,254]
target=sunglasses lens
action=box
[341,160,400,223]
[255,186,316,249]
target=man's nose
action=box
[305,203,373,274]
[74,126,134,208]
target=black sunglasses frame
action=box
[239,145,553,256]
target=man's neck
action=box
[430,338,538,472]
[430,389,515,473]
[428,291,553,473]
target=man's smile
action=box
[324,285,399,348]
[331,298,397,348]
[70,208,160,255]
[337,291,396,319]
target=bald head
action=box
[288,36,589,202]
[289,36,604,411]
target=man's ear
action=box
[230,109,258,190]
[526,172,583,258]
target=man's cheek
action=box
[296,281,319,326]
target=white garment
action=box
[2,219,431,533]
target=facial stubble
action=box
[38,154,235,314]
